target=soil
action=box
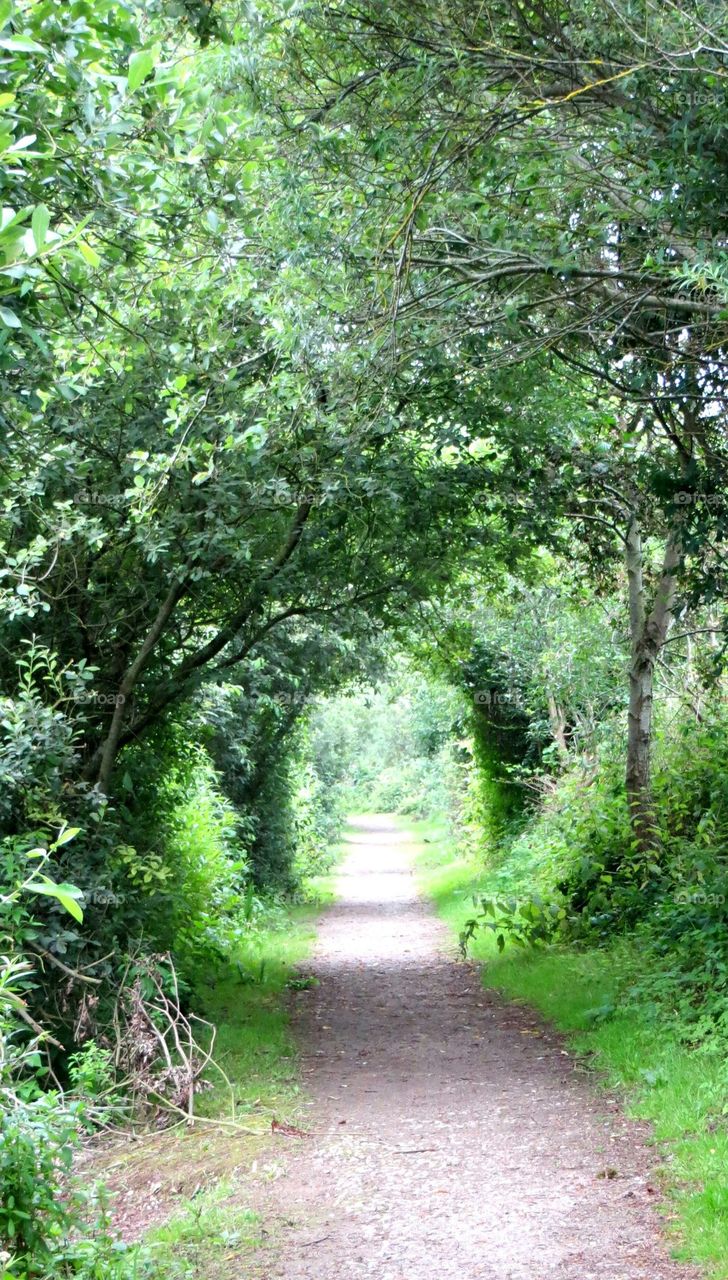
[252,815,699,1280]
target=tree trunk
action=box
[546,692,569,761]
[624,514,681,853]
[94,578,187,794]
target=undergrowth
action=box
[193,879,335,1124]
[59,861,339,1280]
[144,1181,264,1280]
[127,862,340,1277]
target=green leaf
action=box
[0,205,20,231]
[78,240,100,267]
[54,826,81,847]
[55,880,83,897]
[54,891,84,923]
[31,203,50,251]
[0,36,44,53]
[127,48,156,93]
[0,304,20,328]
[25,879,84,922]
[7,133,36,152]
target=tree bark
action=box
[546,692,569,761]
[624,514,681,853]
[94,578,187,794]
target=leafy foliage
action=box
[1,0,728,1269]
[308,664,465,821]
[460,895,567,956]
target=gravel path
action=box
[255,816,697,1280]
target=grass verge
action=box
[90,859,341,1279]
[143,1180,264,1280]
[193,890,330,1125]
[406,814,728,1280]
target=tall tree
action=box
[264,0,728,845]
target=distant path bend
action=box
[255,815,697,1280]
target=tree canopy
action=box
[1,0,728,1181]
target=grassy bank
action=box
[194,878,336,1124]
[407,815,728,1280]
[89,867,338,1279]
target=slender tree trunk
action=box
[624,514,681,852]
[546,692,569,761]
[93,579,187,794]
[624,515,651,847]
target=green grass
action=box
[91,891,326,1280]
[193,899,322,1125]
[407,815,728,1280]
[143,1179,264,1280]
[100,845,348,1279]
[192,844,343,1126]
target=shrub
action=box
[0,1095,80,1263]
[465,699,728,1040]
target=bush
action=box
[0,951,158,1280]
[0,1096,81,1265]
[0,1106,159,1277]
[466,699,728,1041]
[155,751,250,976]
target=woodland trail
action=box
[253,816,697,1280]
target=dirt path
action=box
[254,816,697,1280]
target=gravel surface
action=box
[254,816,698,1280]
